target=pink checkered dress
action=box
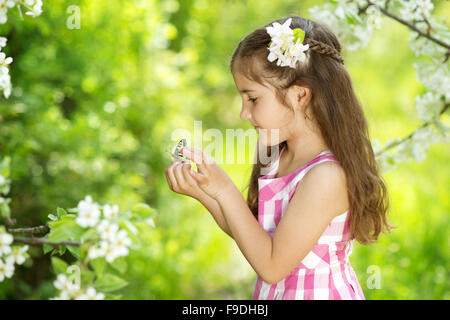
[252,146,365,300]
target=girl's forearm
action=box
[197,194,234,239]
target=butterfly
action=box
[166,138,190,163]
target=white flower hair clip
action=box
[266,18,309,69]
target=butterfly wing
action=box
[171,139,189,162]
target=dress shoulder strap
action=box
[289,150,339,191]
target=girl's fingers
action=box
[181,162,196,185]
[173,161,187,187]
[166,160,181,190]
[181,147,212,174]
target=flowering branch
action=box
[5,223,80,246]
[12,237,80,247]
[375,102,450,156]
[364,0,450,54]
[309,0,449,170]
[6,224,50,235]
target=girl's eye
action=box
[248,98,257,103]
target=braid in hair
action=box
[304,38,345,65]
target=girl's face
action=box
[232,70,311,147]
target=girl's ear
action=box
[288,85,311,114]
[297,86,311,110]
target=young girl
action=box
[165,15,393,300]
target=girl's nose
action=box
[240,105,251,121]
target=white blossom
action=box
[53,274,80,295]
[104,240,120,263]
[145,217,155,228]
[24,0,43,18]
[87,240,108,260]
[414,60,450,102]
[109,229,132,258]
[0,257,14,281]
[103,204,119,220]
[398,0,434,22]
[75,287,105,300]
[266,18,310,68]
[366,5,382,30]
[96,220,119,241]
[76,195,101,227]
[415,91,444,121]
[0,0,16,24]
[0,232,13,257]
[8,245,29,265]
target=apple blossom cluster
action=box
[1,171,30,283]
[0,226,29,282]
[0,0,43,98]
[398,0,434,21]
[0,37,13,98]
[266,17,310,69]
[309,0,384,51]
[0,0,43,23]
[50,273,105,300]
[309,0,449,172]
[75,195,133,263]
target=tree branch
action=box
[6,225,50,235]
[12,237,80,247]
[366,0,450,51]
[375,102,449,156]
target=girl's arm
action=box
[197,193,234,239]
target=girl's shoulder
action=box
[297,160,349,218]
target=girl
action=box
[165,15,393,300]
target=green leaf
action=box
[80,228,98,244]
[80,269,96,287]
[90,258,105,278]
[118,220,139,243]
[56,207,68,218]
[293,28,305,44]
[67,245,80,259]
[47,217,85,243]
[109,256,127,274]
[131,203,156,222]
[94,274,128,292]
[43,244,54,254]
[0,202,11,219]
[104,293,122,300]
[51,257,68,275]
[57,245,67,255]
[0,156,10,176]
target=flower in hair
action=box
[266,18,309,69]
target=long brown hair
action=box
[229,15,395,245]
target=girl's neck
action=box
[281,134,330,171]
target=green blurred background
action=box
[0,0,448,299]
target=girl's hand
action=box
[165,160,209,201]
[180,146,235,200]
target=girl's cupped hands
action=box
[179,146,235,200]
[165,158,207,201]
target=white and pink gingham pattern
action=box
[252,146,365,300]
